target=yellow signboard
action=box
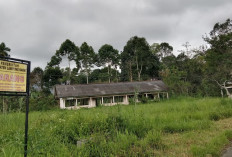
[0,60,27,92]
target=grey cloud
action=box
[0,0,232,69]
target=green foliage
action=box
[1,97,232,156]
[140,95,148,104]
[151,42,173,61]
[121,36,160,81]
[98,44,119,83]
[79,42,96,84]
[30,91,58,111]
[43,66,63,88]
[30,67,44,90]
[47,54,62,67]
[0,42,10,57]
[191,130,232,157]
[57,39,79,61]
[204,19,232,94]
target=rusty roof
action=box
[55,80,168,98]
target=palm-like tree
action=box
[0,42,11,57]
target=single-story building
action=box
[54,80,168,109]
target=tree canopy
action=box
[98,44,119,83]
[0,42,10,57]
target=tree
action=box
[79,42,95,84]
[204,18,232,98]
[57,39,79,81]
[121,36,151,81]
[151,42,173,61]
[89,68,118,83]
[43,67,63,90]
[179,42,192,57]
[121,36,159,81]
[47,52,62,67]
[98,44,119,83]
[30,67,44,91]
[0,42,11,57]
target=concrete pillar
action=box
[75,99,78,106]
[167,92,169,99]
[113,96,115,103]
[145,93,148,98]
[102,97,104,105]
[89,97,96,107]
[123,95,129,104]
[60,98,65,109]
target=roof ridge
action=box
[56,80,163,87]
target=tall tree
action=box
[30,67,44,90]
[0,42,11,57]
[121,36,158,81]
[57,39,79,81]
[98,44,119,83]
[43,67,63,89]
[151,42,173,61]
[47,51,62,67]
[79,42,95,84]
[204,18,232,98]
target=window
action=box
[103,97,112,103]
[66,99,76,107]
[114,96,123,103]
[79,98,89,105]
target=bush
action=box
[30,92,58,111]
[141,95,148,104]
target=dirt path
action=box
[222,142,232,157]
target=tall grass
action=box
[0,97,232,156]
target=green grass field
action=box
[1,97,232,157]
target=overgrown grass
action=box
[1,97,232,156]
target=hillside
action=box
[1,97,232,156]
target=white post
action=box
[167,92,169,99]
[89,97,96,107]
[102,97,104,105]
[75,99,77,106]
[126,95,128,104]
[113,96,115,103]
[89,97,92,107]
[145,93,148,98]
[60,98,65,109]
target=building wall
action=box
[59,92,168,109]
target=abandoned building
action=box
[54,80,168,109]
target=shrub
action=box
[141,95,148,104]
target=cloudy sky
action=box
[0,0,232,69]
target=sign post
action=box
[0,57,30,157]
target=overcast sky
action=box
[0,0,232,69]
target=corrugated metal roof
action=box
[55,80,168,98]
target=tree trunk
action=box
[108,65,111,83]
[86,74,89,84]
[136,56,139,81]
[215,80,232,98]
[129,62,132,82]
[135,56,142,81]
[68,53,71,80]
[116,70,118,82]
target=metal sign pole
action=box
[24,61,30,157]
[24,95,29,157]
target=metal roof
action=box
[55,80,168,98]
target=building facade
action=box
[55,80,168,109]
